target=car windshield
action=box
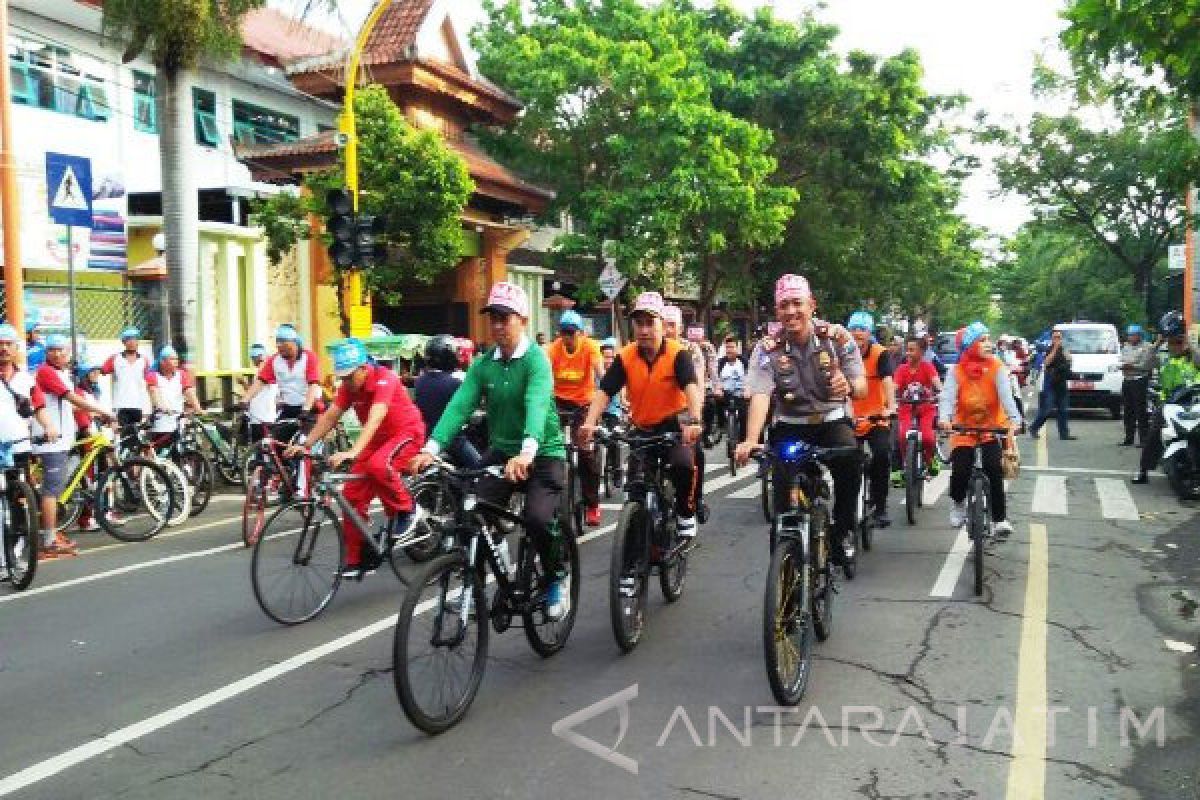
[1059,329,1118,354]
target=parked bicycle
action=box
[115,423,193,528]
[599,429,690,653]
[951,425,1010,596]
[195,409,246,486]
[755,438,859,705]
[0,438,40,590]
[393,458,580,734]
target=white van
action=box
[1042,322,1122,418]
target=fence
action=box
[0,280,162,344]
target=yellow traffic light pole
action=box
[337,0,395,337]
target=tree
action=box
[253,86,474,331]
[101,0,269,359]
[980,84,1200,316]
[1062,0,1200,96]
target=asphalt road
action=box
[1,411,1198,800]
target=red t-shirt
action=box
[894,360,938,401]
[333,364,425,450]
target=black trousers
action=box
[476,451,567,577]
[1122,378,1149,444]
[556,399,600,508]
[1139,413,1164,473]
[949,440,1007,523]
[769,419,860,542]
[857,425,892,511]
[626,424,698,519]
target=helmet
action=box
[559,310,584,332]
[120,327,140,341]
[274,323,302,344]
[1126,324,1144,337]
[327,338,369,377]
[846,311,874,333]
[424,334,459,371]
[1158,310,1185,338]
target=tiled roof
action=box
[236,129,340,162]
[451,137,554,201]
[361,0,436,66]
[241,8,347,64]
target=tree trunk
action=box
[157,67,199,361]
[697,253,720,330]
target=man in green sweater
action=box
[410,282,571,620]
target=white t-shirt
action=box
[147,369,194,434]
[32,365,77,454]
[103,351,152,412]
[257,349,319,407]
[0,367,37,455]
[247,380,278,424]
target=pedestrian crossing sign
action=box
[45,152,93,228]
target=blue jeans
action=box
[1031,383,1070,438]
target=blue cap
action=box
[249,343,266,358]
[601,337,618,350]
[328,338,369,377]
[0,324,18,343]
[158,345,178,361]
[120,326,140,341]
[559,310,584,332]
[960,321,988,353]
[274,324,301,344]
[1126,324,1144,337]
[847,311,875,333]
[45,333,69,350]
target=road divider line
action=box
[929,527,970,597]
[1095,478,1139,520]
[1004,522,1049,799]
[1030,475,1067,516]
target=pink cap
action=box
[481,281,530,318]
[663,305,683,326]
[775,274,811,305]
[631,291,665,318]
[686,326,704,342]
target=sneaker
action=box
[928,459,941,477]
[994,519,1014,537]
[949,502,967,528]
[546,574,571,621]
[890,469,904,488]
[53,535,79,554]
[585,505,602,527]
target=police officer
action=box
[735,274,867,565]
[1119,323,1155,447]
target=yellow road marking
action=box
[1005,522,1048,799]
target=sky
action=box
[274,0,1072,238]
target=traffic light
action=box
[326,189,356,269]
[355,214,388,268]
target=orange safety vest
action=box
[853,343,890,436]
[547,336,599,405]
[950,358,1009,450]
[620,340,688,428]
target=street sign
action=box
[597,263,626,300]
[45,152,93,228]
[1169,243,1187,272]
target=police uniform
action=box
[745,326,866,547]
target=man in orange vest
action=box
[848,311,897,527]
[546,310,606,526]
[578,292,705,542]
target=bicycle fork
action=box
[433,535,478,648]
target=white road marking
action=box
[929,527,971,598]
[1031,475,1068,516]
[925,472,949,505]
[703,471,756,495]
[727,481,760,499]
[1024,465,1129,476]
[1095,478,1139,520]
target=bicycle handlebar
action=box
[948,425,1010,436]
[593,429,681,450]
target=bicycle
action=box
[114,424,193,529]
[156,414,215,515]
[849,413,894,579]
[0,439,40,590]
[600,429,690,653]
[241,419,309,548]
[720,393,746,476]
[755,438,859,705]
[701,390,723,449]
[899,393,939,526]
[393,458,580,734]
[195,409,246,486]
[557,408,586,538]
[597,413,626,499]
[949,425,1010,596]
[251,444,437,625]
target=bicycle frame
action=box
[58,432,116,507]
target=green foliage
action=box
[101,0,266,69]
[252,86,474,298]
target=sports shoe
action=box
[949,502,966,528]
[994,519,1014,537]
[546,574,571,621]
[585,505,602,527]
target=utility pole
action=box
[0,1,26,334]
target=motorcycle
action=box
[1159,384,1200,500]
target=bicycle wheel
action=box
[522,526,580,657]
[763,534,813,705]
[858,475,873,553]
[659,517,687,602]
[394,550,488,734]
[241,463,279,548]
[609,501,650,653]
[56,490,85,533]
[726,410,739,476]
[251,500,344,625]
[3,482,40,590]
[812,505,835,641]
[969,479,987,596]
[98,459,173,542]
[179,450,214,514]
[140,458,190,527]
[401,478,451,563]
[905,437,920,526]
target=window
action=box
[133,71,156,133]
[7,38,109,121]
[193,88,219,147]
[231,100,299,146]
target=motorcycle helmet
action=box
[1159,310,1186,338]
[424,334,460,372]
